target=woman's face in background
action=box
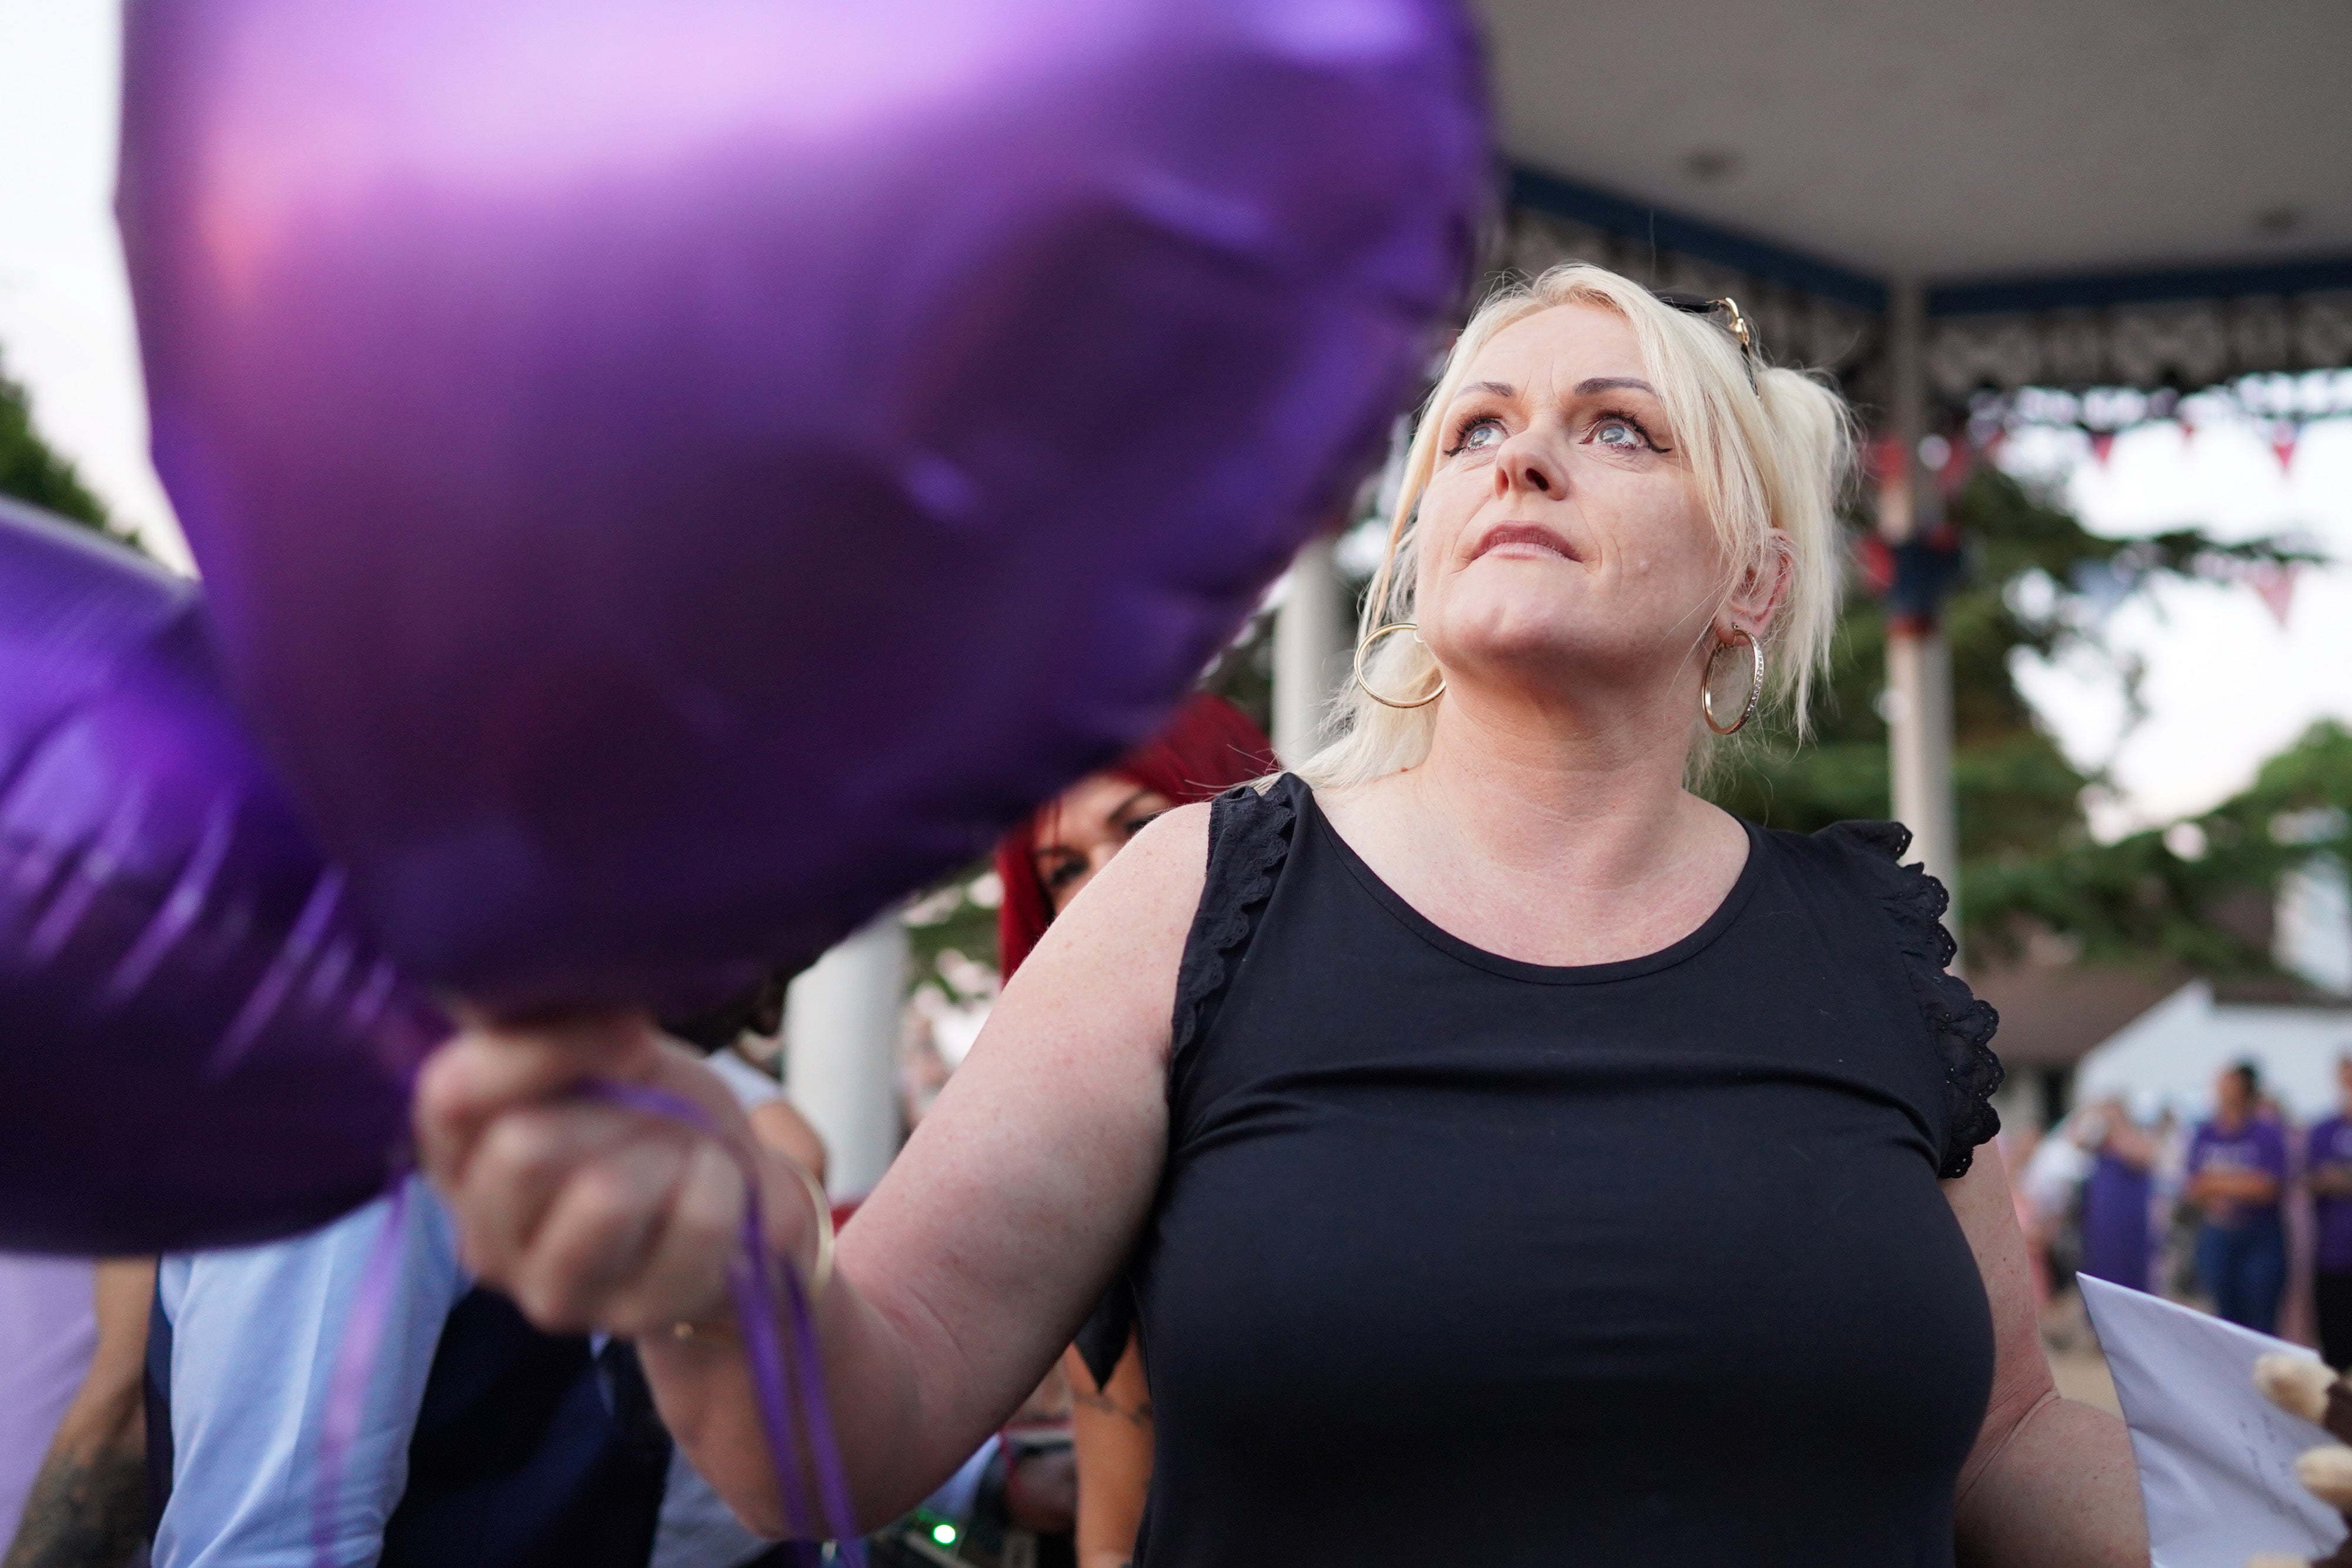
[2216,1068,2253,1121]
[1031,773,1174,915]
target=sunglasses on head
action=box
[1652,292,1757,387]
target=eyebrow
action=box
[1575,376,1658,396]
[1452,375,1659,406]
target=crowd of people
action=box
[2017,1057,2352,1363]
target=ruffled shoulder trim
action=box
[1170,776,1297,1076]
[1817,821,2004,1179]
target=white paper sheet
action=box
[2080,1273,2344,1567]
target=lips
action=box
[1471,522,1581,563]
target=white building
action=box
[2074,981,2352,1125]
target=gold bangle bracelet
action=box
[778,1151,835,1299]
[669,1149,835,1343]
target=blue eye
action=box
[1595,418,1644,449]
[1451,416,1505,453]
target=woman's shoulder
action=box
[1164,774,1302,1067]
[1758,819,2005,1179]
[1753,817,1915,888]
[1756,819,1956,939]
[1011,796,1215,1001]
[1184,773,1302,938]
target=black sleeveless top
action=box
[1128,775,2004,1567]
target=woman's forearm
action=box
[639,1257,1001,1535]
[2216,1170,2281,1203]
[2191,1169,2279,1205]
[1956,1392,2147,1568]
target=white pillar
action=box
[1880,276,1963,958]
[1886,628,1959,891]
[1272,533,1351,765]
[783,910,907,1198]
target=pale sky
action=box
[3,1,2346,835]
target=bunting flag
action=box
[2247,561,2301,628]
[1932,439,1969,498]
[2273,423,2301,473]
[1865,434,1910,489]
[2090,430,2117,467]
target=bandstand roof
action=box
[1474,0,2352,395]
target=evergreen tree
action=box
[1706,462,2323,971]
[0,356,139,550]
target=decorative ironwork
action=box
[1499,198,2352,411]
[1927,293,2352,402]
[1498,207,1883,386]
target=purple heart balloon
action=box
[0,499,445,1253]
[118,0,1487,1010]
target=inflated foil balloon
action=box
[118,0,1487,1009]
[0,499,445,1253]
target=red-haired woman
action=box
[993,693,1274,1568]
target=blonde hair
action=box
[1298,262,1854,791]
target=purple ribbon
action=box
[583,1081,865,1564]
[312,1179,413,1566]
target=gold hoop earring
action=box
[1354,623,1445,710]
[1702,630,1763,735]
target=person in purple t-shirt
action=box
[2077,1098,2157,1293]
[2187,1059,2290,1333]
[2306,1053,2352,1366]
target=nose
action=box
[1492,426,1564,500]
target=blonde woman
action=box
[417,264,2149,1565]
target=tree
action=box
[0,356,138,550]
[1705,459,2323,972]
[1970,719,2351,977]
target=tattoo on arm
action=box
[0,1445,149,1568]
[1071,1387,1154,1430]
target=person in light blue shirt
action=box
[152,1177,466,1568]
[147,1020,812,1568]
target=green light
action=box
[930,1523,958,1546]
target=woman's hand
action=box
[415,1010,816,1338]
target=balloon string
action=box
[312,1178,411,1567]
[583,1081,864,1564]
[718,1158,818,1543]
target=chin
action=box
[1429,600,1589,676]
[1438,573,1585,642]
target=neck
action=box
[1406,671,1708,889]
